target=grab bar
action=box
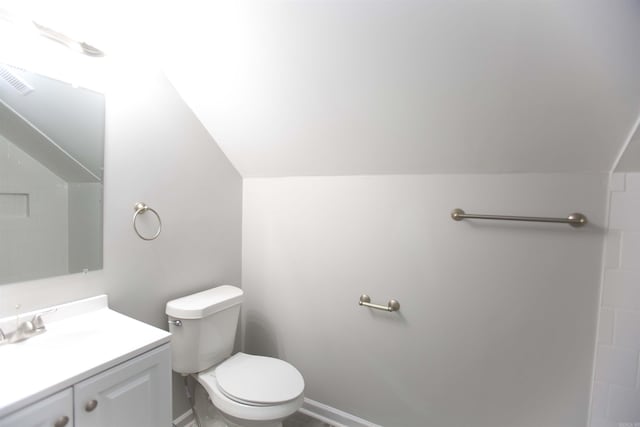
[450,209,587,228]
[359,294,400,312]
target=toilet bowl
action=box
[166,286,305,427]
[195,353,304,427]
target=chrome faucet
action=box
[9,319,37,343]
[0,309,55,345]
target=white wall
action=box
[0,68,243,418]
[615,117,640,173]
[242,174,607,427]
[590,173,640,427]
[0,136,68,284]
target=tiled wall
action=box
[591,173,640,427]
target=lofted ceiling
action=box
[4,0,640,177]
[159,0,640,177]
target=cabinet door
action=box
[74,344,171,427]
[0,388,73,427]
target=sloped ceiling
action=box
[158,0,640,177]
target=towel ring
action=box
[133,202,162,241]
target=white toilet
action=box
[166,285,304,427]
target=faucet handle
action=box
[31,308,57,331]
[32,314,45,330]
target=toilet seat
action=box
[196,352,304,422]
[215,353,304,405]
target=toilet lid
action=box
[215,353,304,405]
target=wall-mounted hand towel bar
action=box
[359,294,400,312]
[450,209,587,228]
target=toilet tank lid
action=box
[166,285,244,319]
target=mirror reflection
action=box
[0,62,104,285]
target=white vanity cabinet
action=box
[0,296,172,427]
[0,344,170,427]
[0,389,73,427]
[74,344,171,427]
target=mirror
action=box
[0,62,104,285]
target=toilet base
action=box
[194,381,284,427]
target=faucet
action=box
[9,319,37,343]
[0,309,55,345]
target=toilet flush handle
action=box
[168,319,182,327]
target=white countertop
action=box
[0,295,171,418]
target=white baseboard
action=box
[173,398,380,427]
[300,398,382,427]
[173,409,196,427]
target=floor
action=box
[283,411,334,427]
[181,411,333,427]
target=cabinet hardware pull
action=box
[54,415,70,427]
[85,399,98,412]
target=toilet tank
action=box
[166,285,244,375]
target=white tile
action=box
[606,231,622,269]
[591,382,610,419]
[615,310,640,350]
[599,308,615,345]
[610,192,640,232]
[626,174,640,193]
[609,385,640,422]
[610,173,627,192]
[621,233,640,272]
[595,345,638,387]
[603,270,640,311]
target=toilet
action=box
[166,286,304,427]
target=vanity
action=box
[0,295,171,427]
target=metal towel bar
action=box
[450,209,587,228]
[359,294,400,312]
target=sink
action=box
[0,295,171,418]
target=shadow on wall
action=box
[243,310,280,358]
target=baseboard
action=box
[173,409,196,427]
[300,398,382,427]
[173,399,380,427]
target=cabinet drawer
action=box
[0,388,72,427]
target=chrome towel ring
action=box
[133,202,162,241]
